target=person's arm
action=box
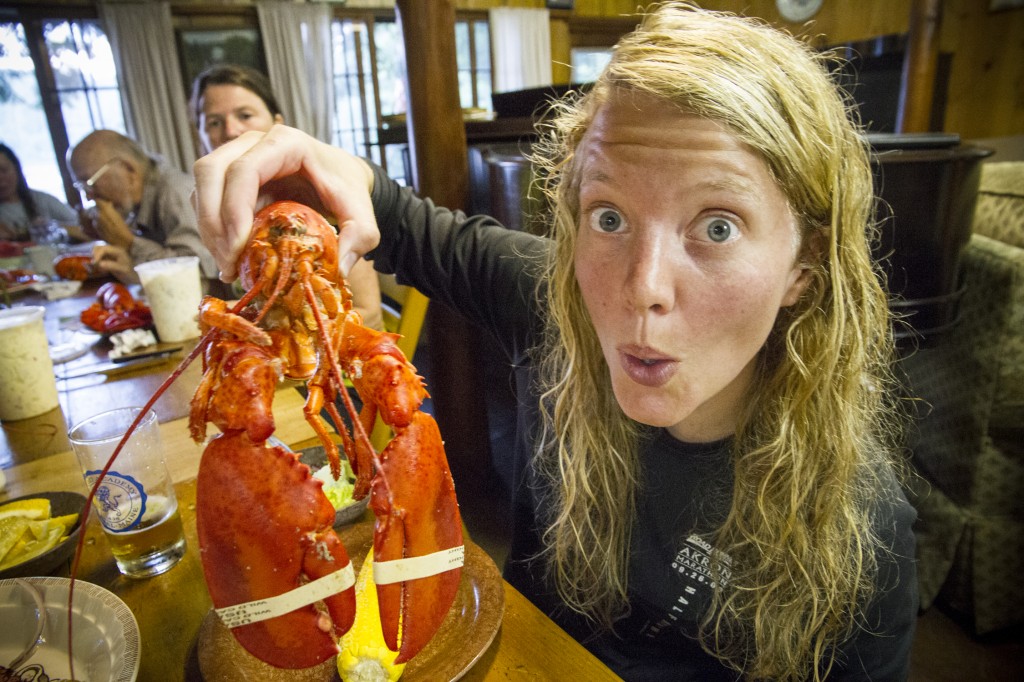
[91,199,136,250]
[367,162,546,358]
[131,166,219,280]
[192,125,545,356]
[31,190,79,226]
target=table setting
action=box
[0,251,621,681]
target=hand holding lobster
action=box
[71,200,463,672]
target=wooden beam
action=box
[396,0,492,478]
[897,0,943,133]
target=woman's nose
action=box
[623,238,675,314]
[223,116,243,141]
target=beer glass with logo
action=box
[69,407,186,578]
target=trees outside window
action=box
[0,15,124,204]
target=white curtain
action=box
[256,0,335,144]
[98,1,196,171]
[489,7,552,94]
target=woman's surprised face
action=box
[574,94,811,442]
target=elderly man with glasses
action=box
[67,129,220,290]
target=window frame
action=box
[6,3,103,205]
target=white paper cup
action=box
[134,256,202,342]
[0,307,59,421]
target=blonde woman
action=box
[193,4,917,680]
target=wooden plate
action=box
[197,520,504,681]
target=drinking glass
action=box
[69,407,186,578]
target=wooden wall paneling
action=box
[940,0,1024,138]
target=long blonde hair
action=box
[530,4,903,680]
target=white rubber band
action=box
[215,563,356,629]
[373,545,465,585]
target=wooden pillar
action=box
[897,0,943,133]
[396,0,492,476]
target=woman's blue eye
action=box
[706,218,734,242]
[594,209,623,233]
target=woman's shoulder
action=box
[29,189,77,221]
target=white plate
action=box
[0,577,140,681]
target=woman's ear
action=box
[781,227,826,307]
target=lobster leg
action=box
[197,434,355,669]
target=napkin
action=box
[30,280,83,300]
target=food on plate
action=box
[337,548,406,682]
[197,609,338,682]
[0,268,39,285]
[79,281,153,334]
[313,461,356,510]
[0,497,79,571]
[0,240,26,258]
[53,253,94,280]
[109,327,159,358]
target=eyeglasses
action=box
[73,159,117,194]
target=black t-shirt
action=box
[368,164,919,680]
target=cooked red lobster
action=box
[53,254,93,281]
[79,282,153,334]
[69,201,462,670]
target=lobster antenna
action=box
[302,277,393,503]
[66,326,215,679]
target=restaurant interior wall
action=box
[2,1,1020,209]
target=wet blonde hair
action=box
[531,4,902,680]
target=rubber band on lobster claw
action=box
[66,200,464,674]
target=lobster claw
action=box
[197,435,356,669]
[371,411,463,663]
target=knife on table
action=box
[54,348,181,381]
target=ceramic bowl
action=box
[0,491,86,580]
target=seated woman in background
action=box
[189,64,384,331]
[0,143,81,242]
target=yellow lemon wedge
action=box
[0,516,31,563]
[0,497,51,521]
[0,520,65,570]
[0,498,78,571]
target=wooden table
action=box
[1,279,200,468]
[1,288,621,681]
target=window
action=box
[570,48,612,84]
[456,18,491,112]
[0,12,124,204]
[328,12,492,185]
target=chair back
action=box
[371,273,429,450]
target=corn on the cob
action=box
[337,548,406,682]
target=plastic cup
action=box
[0,307,60,421]
[69,407,186,578]
[24,244,58,277]
[134,256,202,342]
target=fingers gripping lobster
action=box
[69,201,463,672]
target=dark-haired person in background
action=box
[189,64,383,330]
[0,143,80,242]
